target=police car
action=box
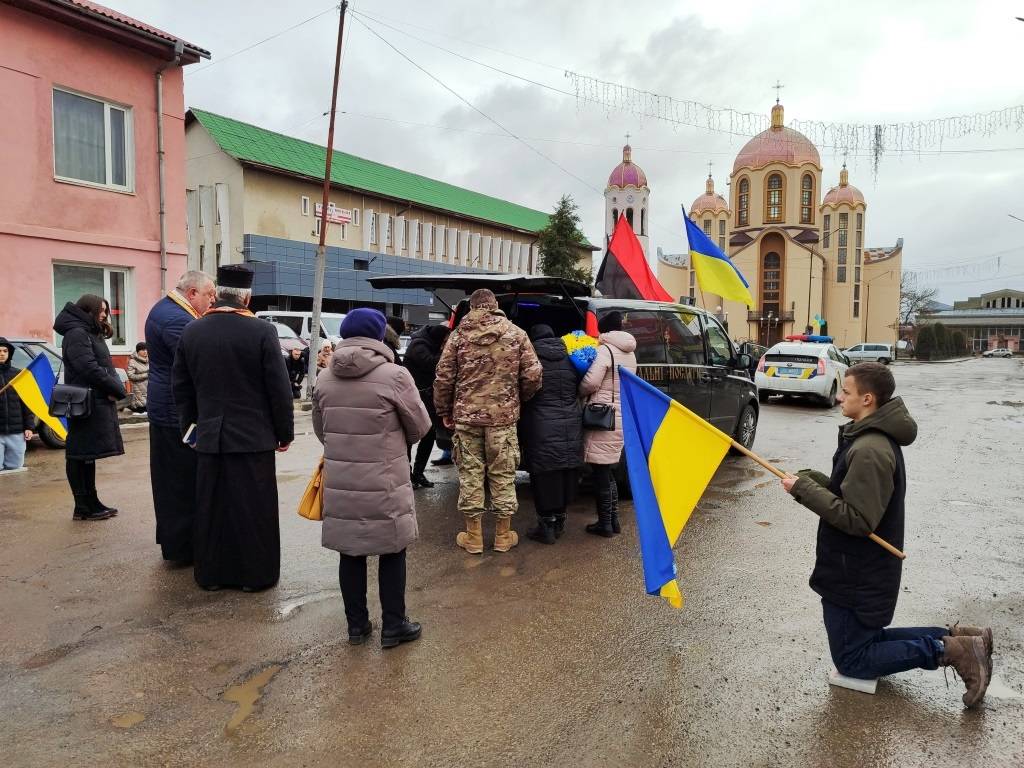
[755,335,850,407]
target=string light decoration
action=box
[564,71,1024,176]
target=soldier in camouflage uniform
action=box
[434,289,542,553]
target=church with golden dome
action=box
[653,101,903,348]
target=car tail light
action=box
[817,358,826,376]
[585,310,599,337]
[757,355,766,372]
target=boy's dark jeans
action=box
[822,599,946,679]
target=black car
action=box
[368,274,759,494]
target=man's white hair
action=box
[176,270,214,293]
[217,286,252,304]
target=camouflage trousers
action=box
[452,424,520,518]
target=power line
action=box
[186,4,338,76]
[350,13,603,197]
[352,7,566,73]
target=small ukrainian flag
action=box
[683,213,755,308]
[10,355,67,440]
[620,367,733,608]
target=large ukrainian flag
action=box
[620,367,732,608]
[683,212,755,308]
[10,355,67,440]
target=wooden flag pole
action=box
[728,439,906,560]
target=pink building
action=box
[0,0,208,363]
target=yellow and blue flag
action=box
[619,367,733,608]
[683,212,755,308]
[10,355,67,440]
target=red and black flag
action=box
[596,215,673,301]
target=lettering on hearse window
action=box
[636,365,704,384]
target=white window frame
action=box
[52,86,135,193]
[52,262,134,352]
[301,196,310,216]
[352,208,361,226]
[314,218,322,238]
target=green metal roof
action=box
[188,108,555,234]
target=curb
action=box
[893,357,975,365]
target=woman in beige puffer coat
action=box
[578,311,637,537]
[313,308,431,649]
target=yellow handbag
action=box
[297,457,324,521]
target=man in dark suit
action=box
[172,265,294,592]
[144,270,216,564]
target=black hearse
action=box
[368,274,759,492]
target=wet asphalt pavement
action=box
[1,358,1022,767]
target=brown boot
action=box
[940,635,990,708]
[949,623,994,678]
[493,515,519,552]
[456,516,483,554]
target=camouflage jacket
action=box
[433,308,542,426]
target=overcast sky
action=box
[117,0,1024,303]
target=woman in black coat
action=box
[53,295,128,522]
[402,324,450,488]
[520,325,583,544]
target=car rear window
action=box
[765,353,819,365]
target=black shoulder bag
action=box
[48,360,92,419]
[582,345,616,431]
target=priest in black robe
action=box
[172,265,294,592]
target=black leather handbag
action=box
[582,345,616,431]
[49,384,92,419]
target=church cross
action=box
[625,132,631,145]
[707,160,713,178]
[773,80,784,104]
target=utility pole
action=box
[306,1,348,399]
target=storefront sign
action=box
[314,202,352,225]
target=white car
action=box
[755,342,849,407]
[982,347,1013,358]
[844,342,894,364]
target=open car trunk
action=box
[368,273,590,336]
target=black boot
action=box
[585,490,616,537]
[527,515,557,545]
[381,618,422,649]
[67,460,111,521]
[83,461,117,517]
[610,478,621,534]
[552,510,566,539]
[411,472,434,489]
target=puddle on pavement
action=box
[277,590,340,618]
[110,711,146,729]
[986,677,1023,700]
[223,664,282,734]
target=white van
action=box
[255,311,347,345]
[843,342,894,364]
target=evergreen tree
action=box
[537,195,592,287]
[951,330,968,355]
[933,322,950,358]
[915,324,937,360]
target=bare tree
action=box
[900,272,939,325]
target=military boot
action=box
[456,516,484,554]
[950,623,994,678]
[493,515,519,552]
[940,635,991,708]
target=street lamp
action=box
[863,270,894,343]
